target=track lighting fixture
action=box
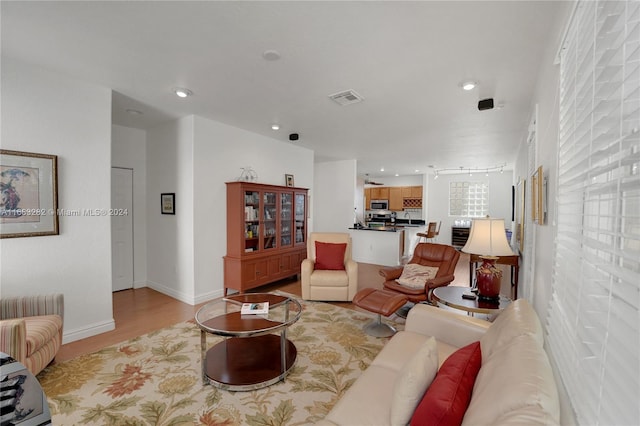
[433,163,507,177]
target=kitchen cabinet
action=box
[224,181,308,295]
[389,187,403,211]
[400,185,422,198]
[371,186,389,200]
[365,185,423,210]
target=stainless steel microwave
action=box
[370,200,389,210]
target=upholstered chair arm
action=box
[0,294,64,321]
[379,266,404,281]
[425,274,455,290]
[405,304,489,347]
[345,259,359,301]
[300,258,315,300]
[0,318,27,363]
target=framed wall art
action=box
[285,174,294,187]
[532,166,545,225]
[516,177,526,253]
[161,193,175,215]
[0,149,59,238]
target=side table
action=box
[432,286,511,316]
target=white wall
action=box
[145,115,314,304]
[314,160,357,232]
[146,117,195,303]
[0,58,114,343]
[192,116,314,303]
[111,124,147,287]
[425,171,514,245]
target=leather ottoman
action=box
[353,288,408,337]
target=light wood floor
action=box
[56,255,471,363]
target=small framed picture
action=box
[285,174,294,187]
[161,193,175,215]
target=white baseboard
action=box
[146,280,190,304]
[133,280,147,289]
[194,289,223,305]
[62,319,115,344]
[145,280,223,305]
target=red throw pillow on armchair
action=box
[410,341,482,426]
[314,241,347,270]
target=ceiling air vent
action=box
[329,90,364,106]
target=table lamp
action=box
[461,218,514,301]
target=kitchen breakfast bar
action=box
[348,226,406,266]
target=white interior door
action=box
[111,167,134,292]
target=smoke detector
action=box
[328,90,364,106]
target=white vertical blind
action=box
[548,1,640,425]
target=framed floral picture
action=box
[0,149,59,238]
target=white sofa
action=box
[318,299,560,425]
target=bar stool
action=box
[417,221,439,242]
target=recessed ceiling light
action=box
[173,87,193,98]
[395,173,399,177]
[271,124,280,130]
[125,108,143,115]
[415,169,420,173]
[461,81,477,91]
[263,50,281,61]
[380,167,385,172]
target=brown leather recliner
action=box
[380,243,460,304]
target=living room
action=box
[2,1,638,425]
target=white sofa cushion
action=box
[390,337,438,426]
[322,365,397,425]
[479,299,544,361]
[371,329,460,372]
[463,335,560,425]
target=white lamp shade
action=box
[461,218,514,256]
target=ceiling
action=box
[1,1,568,178]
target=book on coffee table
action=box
[241,302,269,315]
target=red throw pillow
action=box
[410,341,482,426]
[314,241,347,270]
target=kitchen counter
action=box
[348,228,405,266]
[348,226,399,232]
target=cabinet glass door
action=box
[295,193,306,245]
[244,191,260,253]
[280,192,292,247]
[263,192,277,250]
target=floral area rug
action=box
[38,297,404,425]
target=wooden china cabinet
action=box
[224,181,308,295]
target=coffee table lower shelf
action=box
[203,334,297,391]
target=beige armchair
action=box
[301,232,358,301]
[0,294,64,375]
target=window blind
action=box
[548,1,640,425]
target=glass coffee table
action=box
[195,293,301,391]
